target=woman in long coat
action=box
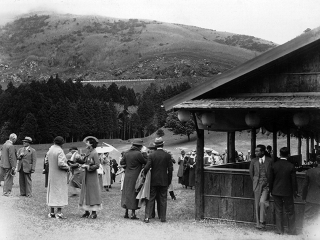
[183,152,191,188]
[120,139,147,219]
[177,150,186,187]
[79,137,102,219]
[46,136,70,219]
[187,152,196,189]
[101,152,111,191]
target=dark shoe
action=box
[90,213,97,219]
[275,231,283,235]
[124,214,129,219]
[20,194,26,196]
[144,218,149,223]
[48,213,56,218]
[161,219,166,222]
[131,215,139,220]
[81,212,90,218]
[56,213,67,219]
[70,194,78,197]
[26,194,32,198]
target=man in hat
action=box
[0,133,17,196]
[143,137,173,223]
[16,136,37,197]
[120,139,147,219]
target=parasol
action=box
[96,142,121,164]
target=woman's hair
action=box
[87,138,98,148]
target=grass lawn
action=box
[0,129,305,240]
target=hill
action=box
[0,12,277,87]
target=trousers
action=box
[254,181,269,225]
[145,186,168,221]
[3,168,14,194]
[19,171,32,196]
[273,195,296,234]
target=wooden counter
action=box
[203,162,305,228]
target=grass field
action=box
[0,129,306,240]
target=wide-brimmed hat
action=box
[54,136,64,145]
[132,139,143,146]
[22,136,32,143]
[154,137,165,146]
[181,150,185,154]
[83,136,99,144]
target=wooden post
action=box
[192,113,204,220]
[195,128,204,220]
[311,135,314,152]
[228,131,236,163]
[306,137,309,162]
[298,130,302,157]
[251,128,257,159]
[273,124,277,162]
[287,125,291,153]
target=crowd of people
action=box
[1,133,320,234]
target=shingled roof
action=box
[164,26,320,110]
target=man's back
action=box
[302,166,320,203]
[1,140,16,168]
[147,149,173,186]
[269,159,297,196]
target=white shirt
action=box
[259,155,265,164]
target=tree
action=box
[165,112,195,141]
[156,129,164,137]
[20,113,38,142]
[0,121,12,143]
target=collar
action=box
[259,155,265,161]
[280,158,287,160]
[157,147,163,150]
[24,146,30,151]
[8,140,13,144]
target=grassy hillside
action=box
[0,12,277,87]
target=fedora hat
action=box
[148,142,156,150]
[22,136,32,143]
[132,139,143,146]
[53,136,64,145]
[154,137,165,146]
[83,136,99,144]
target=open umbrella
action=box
[96,142,121,163]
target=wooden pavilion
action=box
[164,27,320,228]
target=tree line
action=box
[0,75,192,144]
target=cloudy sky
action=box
[1,0,319,44]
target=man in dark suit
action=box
[0,133,17,196]
[302,155,320,225]
[144,137,173,223]
[269,147,298,235]
[17,136,37,197]
[249,144,273,229]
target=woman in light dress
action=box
[101,152,111,191]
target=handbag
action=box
[135,169,146,192]
[97,164,104,175]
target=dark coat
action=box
[302,165,320,203]
[269,158,297,196]
[187,156,196,187]
[144,149,173,187]
[121,146,147,210]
